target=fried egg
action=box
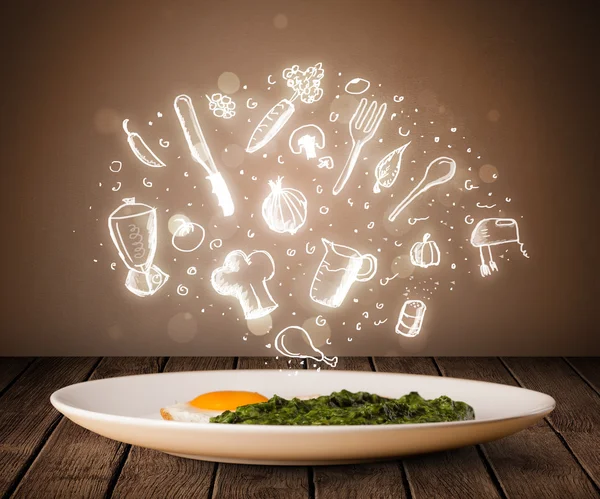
[160,390,268,423]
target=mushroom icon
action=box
[288,124,326,160]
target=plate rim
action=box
[50,369,556,433]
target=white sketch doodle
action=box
[211,249,279,319]
[316,185,323,194]
[159,139,170,148]
[376,302,385,309]
[470,218,529,277]
[319,206,329,215]
[174,94,235,217]
[373,141,411,193]
[374,319,387,326]
[142,178,152,188]
[408,216,430,225]
[288,124,325,160]
[306,243,316,255]
[316,315,326,326]
[109,161,122,173]
[388,156,457,222]
[111,182,121,192]
[317,156,334,169]
[395,300,427,337]
[310,238,378,308]
[177,284,189,296]
[187,266,197,275]
[286,249,296,257]
[465,215,475,224]
[122,120,166,168]
[329,112,339,122]
[398,127,410,137]
[410,233,441,268]
[277,155,285,164]
[393,95,404,102]
[246,63,325,153]
[207,93,236,119]
[262,176,308,235]
[108,198,169,297]
[246,98,258,109]
[380,273,399,286]
[476,202,497,209]
[171,221,206,253]
[333,98,387,195]
[274,326,338,367]
[464,180,479,190]
[344,77,371,95]
[209,238,223,250]
[267,74,276,85]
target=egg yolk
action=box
[189,391,268,411]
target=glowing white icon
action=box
[246,63,325,153]
[344,77,371,95]
[206,93,236,119]
[317,156,334,170]
[388,156,456,222]
[288,125,325,160]
[211,249,278,319]
[174,94,235,217]
[262,176,308,235]
[122,120,165,168]
[470,218,529,277]
[274,326,338,367]
[395,300,427,337]
[333,98,387,195]
[410,233,441,268]
[310,238,378,308]
[108,198,169,297]
[373,141,411,193]
[171,220,206,253]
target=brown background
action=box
[1,0,597,355]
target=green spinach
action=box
[210,389,475,425]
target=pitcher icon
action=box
[310,238,378,308]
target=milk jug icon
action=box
[310,238,378,308]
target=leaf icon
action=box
[373,141,411,193]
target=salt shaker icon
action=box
[310,238,378,308]
[395,300,427,337]
[108,198,169,297]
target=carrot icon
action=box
[246,63,325,154]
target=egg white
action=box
[160,402,224,423]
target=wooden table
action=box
[1,357,599,498]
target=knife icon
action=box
[174,94,235,217]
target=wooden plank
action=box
[503,357,600,489]
[111,357,235,499]
[11,358,162,499]
[373,357,502,499]
[212,357,310,499]
[0,357,99,497]
[565,357,600,395]
[310,357,408,499]
[436,357,598,498]
[0,358,34,395]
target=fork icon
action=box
[332,98,387,195]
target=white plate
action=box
[50,369,555,465]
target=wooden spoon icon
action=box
[388,156,457,222]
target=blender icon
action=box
[108,198,169,297]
